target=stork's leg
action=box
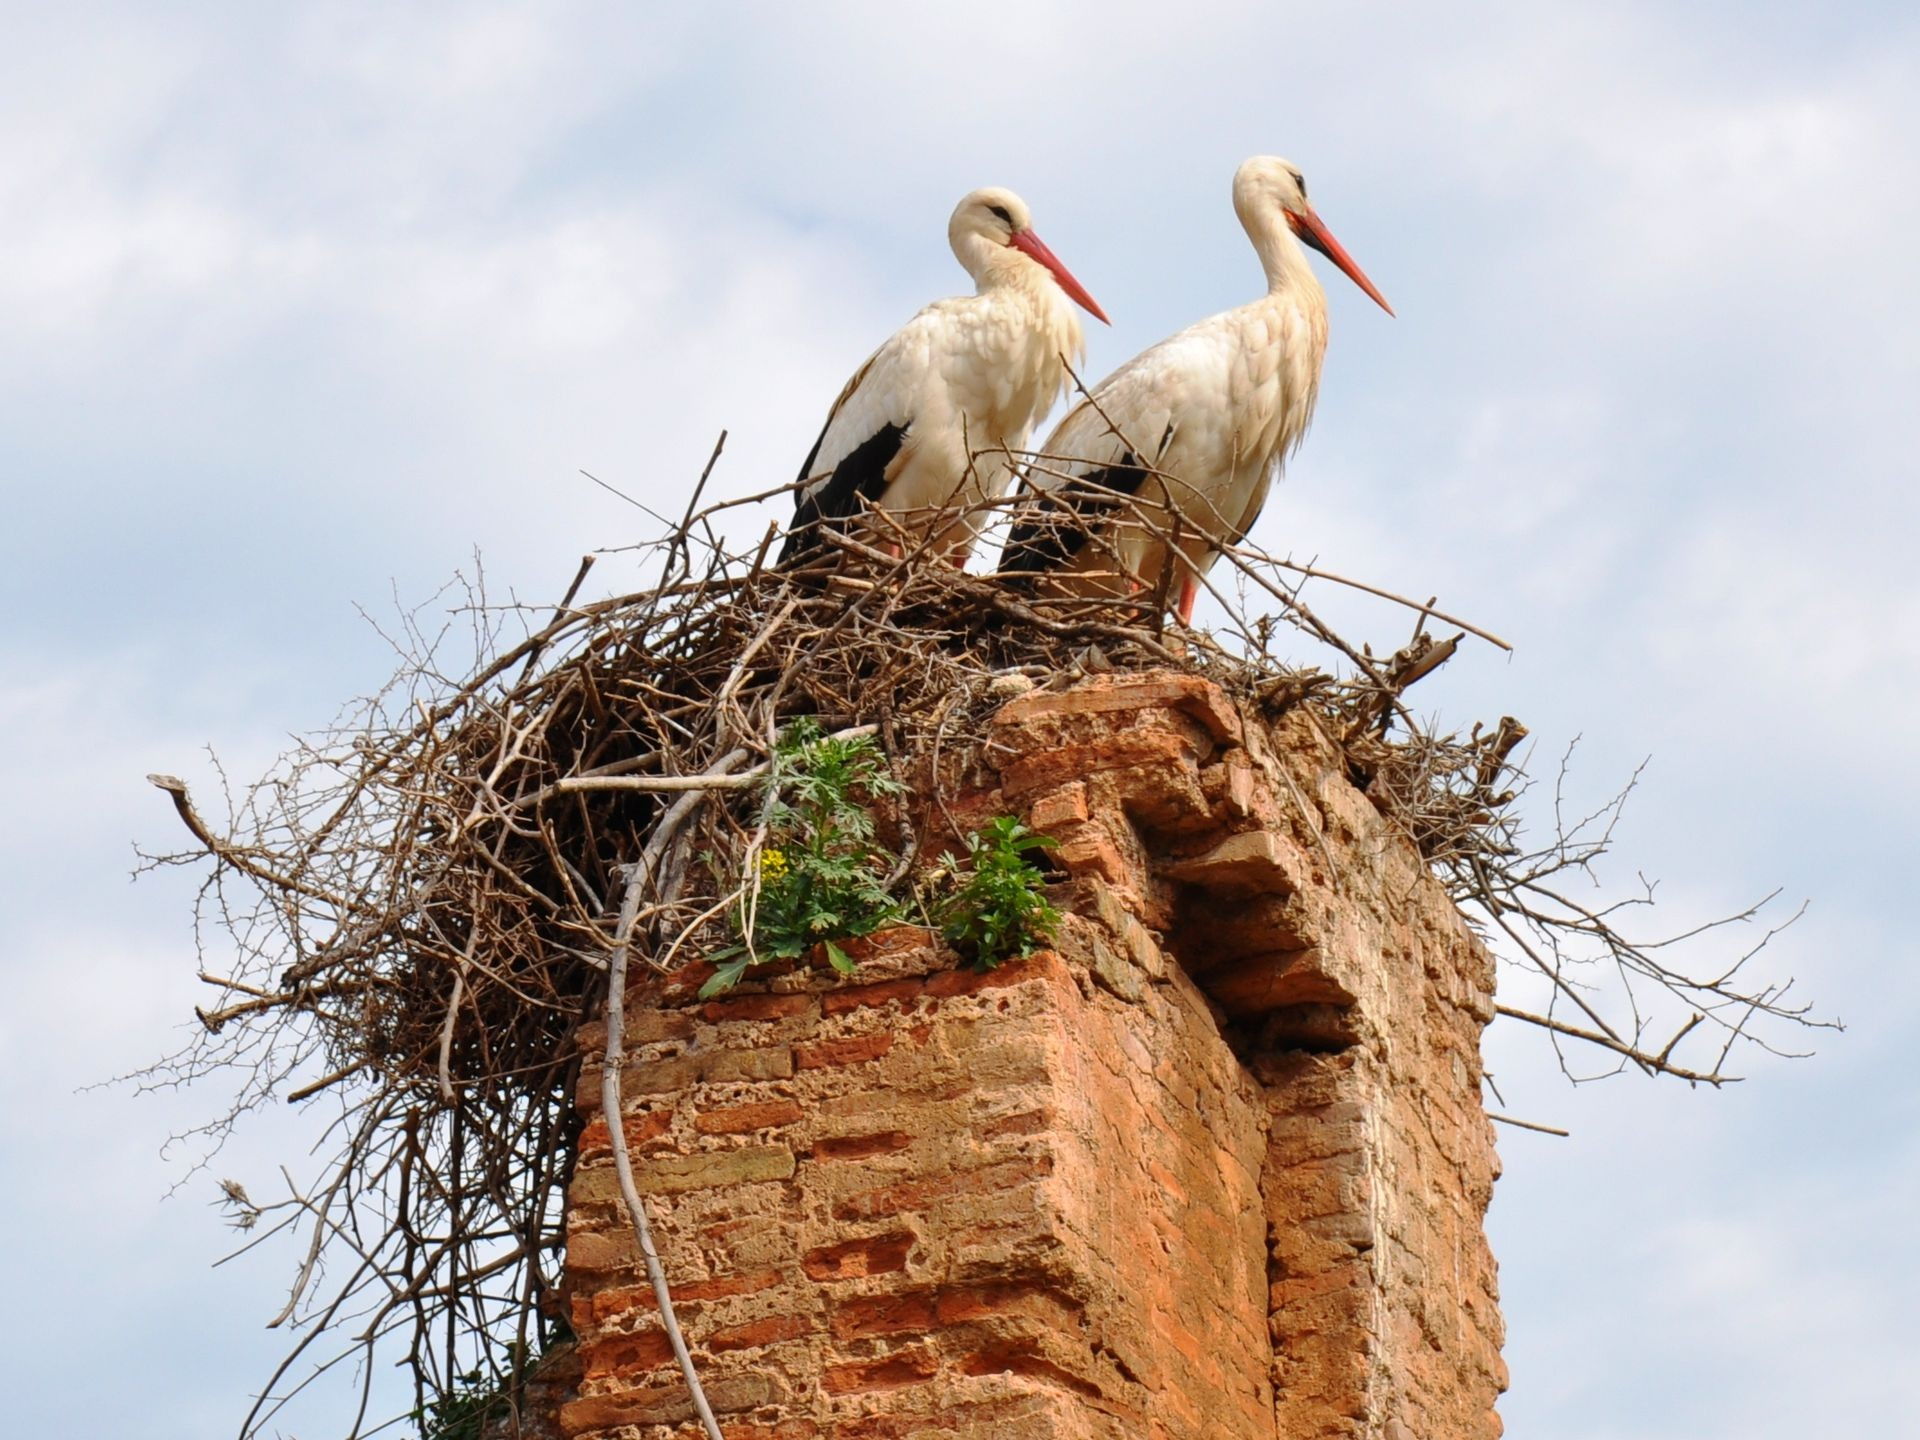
[945,542,972,570]
[1176,574,1200,625]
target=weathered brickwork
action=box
[550,672,1505,1439]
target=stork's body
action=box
[779,189,1106,566]
[1000,157,1391,620]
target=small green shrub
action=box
[412,1326,565,1440]
[415,1365,508,1440]
[701,719,905,997]
[936,816,1060,968]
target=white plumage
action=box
[1000,156,1392,621]
[779,188,1106,566]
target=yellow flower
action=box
[758,848,789,880]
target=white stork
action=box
[999,155,1392,621]
[778,187,1108,567]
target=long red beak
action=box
[1288,209,1394,317]
[1009,228,1110,324]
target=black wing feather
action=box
[776,421,910,566]
[998,453,1149,580]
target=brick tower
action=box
[552,671,1506,1438]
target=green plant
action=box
[411,1330,559,1440]
[936,816,1060,968]
[414,1365,507,1440]
[700,719,905,997]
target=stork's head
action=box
[1233,156,1393,316]
[950,186,1109,324]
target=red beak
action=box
[1009,228,1110,324]
[1288,209,1394,317]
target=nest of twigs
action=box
[136,454,1827,1439]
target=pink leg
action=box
[1176,575,1199,625]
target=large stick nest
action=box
[135,459,1828,1438]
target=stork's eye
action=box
[987,204,1014,225]
[1291,171,1308,198]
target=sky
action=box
[2,2,1916,1435]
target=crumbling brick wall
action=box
[553,672,1506,1438]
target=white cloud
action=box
[1491,1067,1920,1436]
[0,643,409,1438]
[4,2,1918,1436]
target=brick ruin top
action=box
[546,670,1507,1440]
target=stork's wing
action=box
[1223,462,1277,552]
[998,402,1155,576]
[999,327,1223,576]
[778,310,948,565]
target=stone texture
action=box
[547,671,1504,1439]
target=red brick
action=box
[833,1156,1053,1221]
[998,734,1199,799]
[933,1281,1078,1326]
[977,1108,1050,1139]
[821,1344,939,1395]
[701,992,818,1023]
[1270,1266,1365,1309]
[571,1145,794,1203]
[794,1031,893,1069]
[670,1268,786,1303]
[718,1423,819,1440]
[602,1037,791,1095]
[1027,781,1090,833]
[821,977,925,1015]
[587,1268,784,1321]
[814,1131,911,1162]
[830,1290,938,1338]
[958,1347,1103,1399]
[801,1232,915,1280]
[577,1108,673,1160]
[583,1325,673,1377]
[558,1372,784,1431]
[1053,827,1131,884]
[831,1398,1053,1440]
[696,1099,805,1135]
[992,672,1241,744]
[708,1312,812,1352]
[826,925,939,965]
[577,1009,695,1050]
[921,952,1049,998]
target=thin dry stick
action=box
[1226,549,1512,652]
[1494,1004,1734,1087]
[600,857,723,1440]
[437,969,467,1106]
[1488,1112,1571,1138]
[544,724,877,801]
[549,772,762,795]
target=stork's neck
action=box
[971,242,1052,301]
[972,245,1082,337]
[1245,204,1326,304]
